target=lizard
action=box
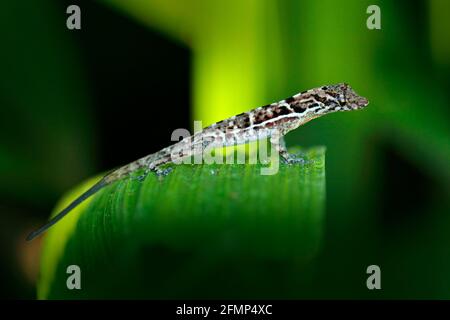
[26,83,368,241]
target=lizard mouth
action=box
[342,84,369,110]
[356,97,369,108]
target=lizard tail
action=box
[26,179,108,241]
[26,158,148,241]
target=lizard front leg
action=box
[270,134,305,165]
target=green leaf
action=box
[38,147,325,299]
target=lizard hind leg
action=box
[134,164,174,182]
[136,168,150,182]
[148,157,175,177]
[135,164,174,181]
[153,166,174,177]
[138,153,176,180]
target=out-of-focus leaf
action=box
[38,147,325,299]
[430,0,450,67]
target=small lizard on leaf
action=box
[27,83,368,241]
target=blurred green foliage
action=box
[0,0,449,299]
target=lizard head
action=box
[323,83,369,111]
[289,83,369,119]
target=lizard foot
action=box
[280,152,306,165]
[136,169,150,182]
[154,166,174,177]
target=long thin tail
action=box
[26,179,108,241]
[26,155,154,241]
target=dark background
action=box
[1,0,449,299]
[0,0,190,298]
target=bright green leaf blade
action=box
[38,147,325,299]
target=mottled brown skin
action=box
[27,83,369,241]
